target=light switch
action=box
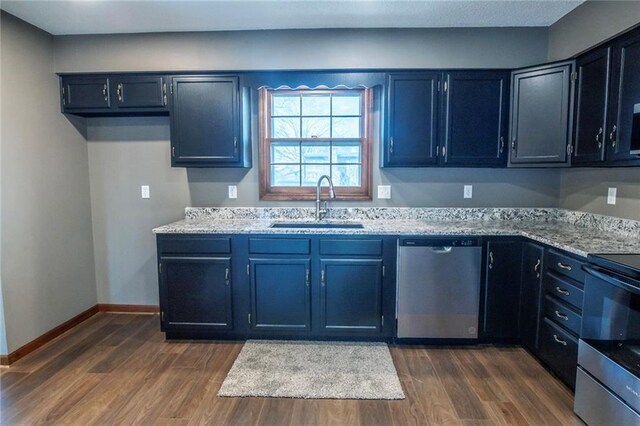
[377,185,391,199]
[228,185,238,199]
[464,185,473,199]
[141,185,150,199]
[607,187,617,205]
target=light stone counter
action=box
[153,208,640,258]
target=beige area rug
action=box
[218,340,405,400]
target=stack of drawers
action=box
[538,249,586,389]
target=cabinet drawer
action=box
[543,295,581,336]
[538,318,579,389]
[546,249,585,283]
[249,238,310,255]
[158,237,231,254]
[319,239,383,256]
[543,272,584,311]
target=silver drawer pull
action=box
[554,310,569,321]
[557,262,572,271]
[553,334,568,346]
[555,286,570,296]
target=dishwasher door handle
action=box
[430,246,453,254]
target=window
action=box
[259,88,372,200]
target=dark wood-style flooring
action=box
[0,313,581,425]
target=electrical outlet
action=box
[464,185,473,199]
[377,185,391,199]
[228,185,238,199]
[141,185,150,199]
[607,187,617,205]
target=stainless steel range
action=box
[575,254,640,425]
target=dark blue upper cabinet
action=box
[170,75,249,168]
[607,30,640,164]
[61,74,169,116]
[384,73,440,167]
[112,75,168,111]
[509,62,574,166]
[61,76,111,112]
[572,47,611,164]
[441,71,509,166]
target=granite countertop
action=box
[153,208,640,258]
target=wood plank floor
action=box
[0,313,582,425]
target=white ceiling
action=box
[0,0,584,36]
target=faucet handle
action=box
[318,201,329,220]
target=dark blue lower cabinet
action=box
[482,240,522,341]
[157,234,395,340]
[320,259,384,334]
[159,256,233,331]
[249,258,311,333]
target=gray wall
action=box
[61,27,557,305]
[54,27,549,72]
[548,0,640,61]
[0,31,6,354]
[0,13,97,354]
[560,168,640,221]
[549,1,640,221]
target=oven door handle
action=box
[583,265,640,296]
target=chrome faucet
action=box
[316,175,336,220]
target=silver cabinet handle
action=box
[162,82,168,106]
[224,268,230,285]
[555,286,570,296]
[489,251,494,269]
[321,269,325,287]
[499,136,504,154]
[554,310,569,321]
[305,269,310,287]
[596,127,603,148]
[534,259,541,277]
[116,83,123,102]
[553,334,568,346]
[512,138,516,150]
[610,125,617,147]
[557,262,572,271]
[102,83,108,101]
[389,137,394,154]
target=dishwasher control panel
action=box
[399,237,481,247]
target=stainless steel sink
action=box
[270,222,364,229]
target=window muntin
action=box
[259,88,372,200]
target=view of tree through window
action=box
[259,88,372,200]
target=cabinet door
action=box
[385,73,439,166]
[519,243,544,351]
[171,76,240,166]
[509,63,573,165]
[249,258,311,332]
[573,47,611,164]
[113,75,168,110]
[482,241,522,340]
[61,76,110,111]
[320,259,383,333]
[607,30,640,163]
[442,71,509,166]
[160,257,232,330]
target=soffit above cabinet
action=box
[1,0,583,35]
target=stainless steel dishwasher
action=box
[396,237,482,339]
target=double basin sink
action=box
[270,222,364,229]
